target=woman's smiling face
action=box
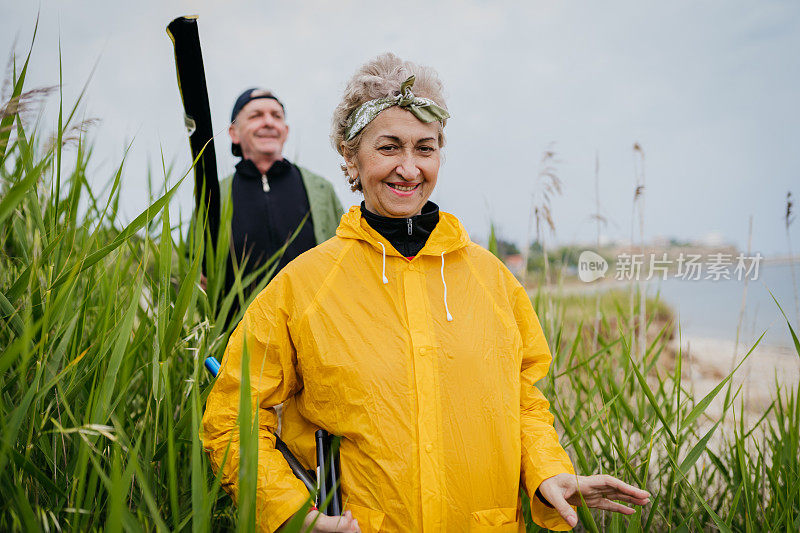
[344,106,441,218]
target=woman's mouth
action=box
[386,182,420,196]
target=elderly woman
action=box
[202,53,650,533]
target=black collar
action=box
[360,201,440,257]
[235,157,293,179]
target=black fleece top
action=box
[360,201,439,258]
[225,158,317,297]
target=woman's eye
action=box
[418,146,435,153]
[379,145,398,152]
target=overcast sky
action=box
[2,0,799,256]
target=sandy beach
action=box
[668,334,799,431]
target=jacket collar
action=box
[360,201,439,256]
[235,157,293,179]
[336,204,470,258]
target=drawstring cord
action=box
[441,251,453,322]
[378,243,389,284]
[377,243,452,322]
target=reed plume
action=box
[786,191,799,328]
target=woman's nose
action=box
[396,154,420,180]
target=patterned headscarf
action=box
[343,76,450,141]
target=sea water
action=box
[652,262,800,350]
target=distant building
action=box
[503,254,524,275]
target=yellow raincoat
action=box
[202,206,576,532]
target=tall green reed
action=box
[525,283,800,532]
[0,34,306,531]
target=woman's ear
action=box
[341,143,358,180]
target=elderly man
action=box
[222,88,343,307]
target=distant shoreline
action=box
[527,262,800,351]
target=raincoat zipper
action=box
[407,218,412,235]
[261,174,270,192]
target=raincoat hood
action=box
[336,205,468,321]
[336,205,470,258]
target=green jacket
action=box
[297,166,345,244]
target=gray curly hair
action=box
[331,53,448,192]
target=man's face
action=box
[229,98,289,160]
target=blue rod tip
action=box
[204,356,221,376]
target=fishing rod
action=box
[315,428,342,515]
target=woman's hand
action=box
[293,509,361,532]
[537,473,650,528]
